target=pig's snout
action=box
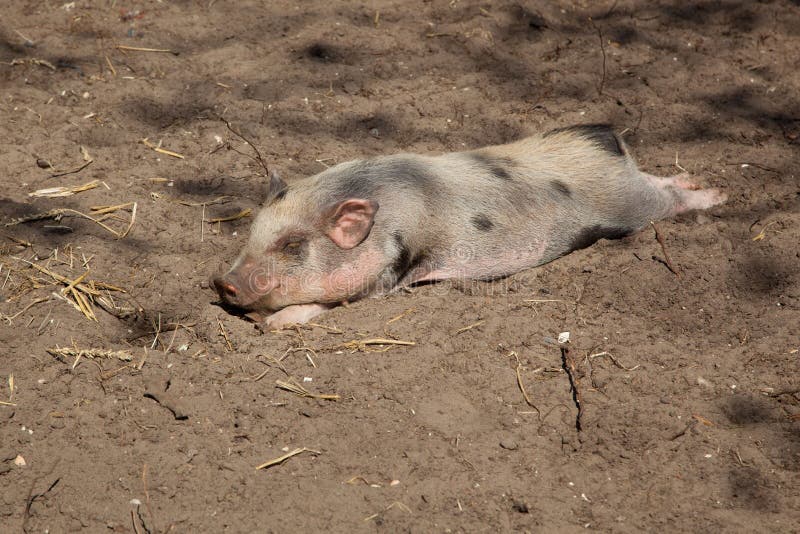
[212,272,258,309]
[213,276,239,301]
[212,266,279,309]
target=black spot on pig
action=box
[569,225,630,251]
[550,180,571,197]
[470,153,515,181]
[329,157,439,201]
[471,213,494,231]
[546,124,625,157]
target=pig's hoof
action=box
[263,303,331,330]
[680,187,727,212]
[699,188,728,208]
[264,308,303,330]
[264,315,292,330]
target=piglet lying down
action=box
[212,124,725,328]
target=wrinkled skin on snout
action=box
[212,172,389,327]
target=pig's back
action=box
[408,128,675,280]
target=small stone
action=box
[13,455,26,467]
[36,158,52,169]
[500,439,518,451]
[697,376,713,388]
[512,500,530,513]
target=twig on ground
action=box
[47,346,133,365]
[5,204,136,239]
[141,464,157,534]
[11,57,56,70]
[140,138,184,159]
[1,295,50,322]
[455,320,484,334]
[589,351,640,371]
[218,319,233,351]
[116,44,179,55]
[276,378,339,401]
[205,209,252,223]
[150,313,162,350]
[341,338,415,353]
[306,322,343,334]
[650,221,680,276]
[29,179,100,198]
[255,447,321,470]
[50,158,93,178]
[560,343,583,432]
[363,501,412,522]
[385,308,416,325]
[588,17,606,96]
[280,346,320,366]
[150,192,231,207]
[668,419,697,441]
[105,55,116,76]
[511,351,541,420]
[767,388,800,398]
[751,221,779,242]
[674,152,688,173]
[22,461,61,532]
[222,119,271,175]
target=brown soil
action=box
[1,1,799,532]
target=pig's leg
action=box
[265,303,334,329]
[643,172,727,215]
[643,172,700,190]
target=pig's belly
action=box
[409,237,550,284]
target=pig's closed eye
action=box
[283,238,305,253]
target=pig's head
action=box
[212,170,388,313]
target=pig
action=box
[212,124,726,328]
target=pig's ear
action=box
[265,170,288,203]
[326,199,379,249]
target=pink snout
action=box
[212,268,277,309]
[212,274,247,308]
[213,276,239,301]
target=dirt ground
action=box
[1,0,799,531]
